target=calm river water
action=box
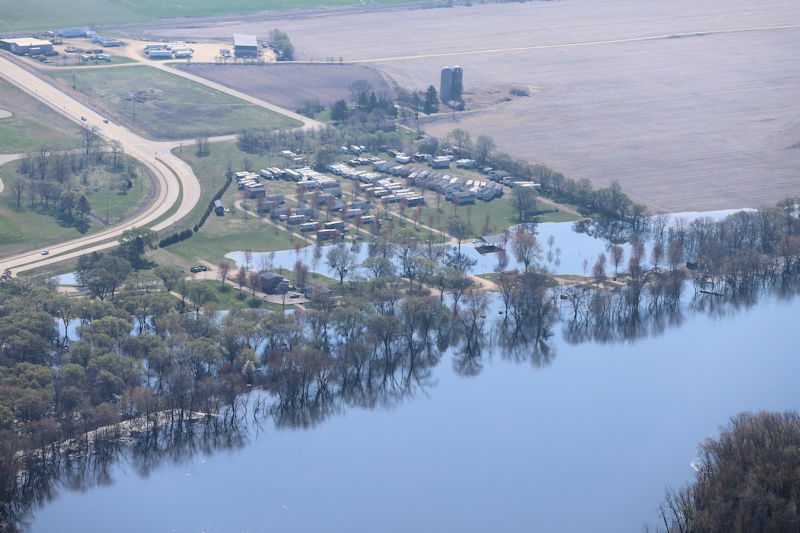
[27,288,800,533]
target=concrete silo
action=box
[440,67,453,103]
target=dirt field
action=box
[174,63,391,112]
[150,0,800,213]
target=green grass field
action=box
[188,280,285,312]
[48,66,300,140]
[156,204,298,265]
[395,190,580,238]
[272,267,337,289]
[0,157,153,255]
[0,0,428,31]
[0,78,82,154]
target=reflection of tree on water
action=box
[562,277,799,346]
[5,415,248,533]
[6,277,800,530]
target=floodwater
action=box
[225,209,745,277]
[26,288,800,533]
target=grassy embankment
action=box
[47,66,301,140]
[0,77,82,154]
[0,157,153,255]
[0,0,422,31]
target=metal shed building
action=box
[233,34,258,58]
[0,38,53,55]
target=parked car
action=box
[103,118,109,123]
[190,265,208,273]
[289,293,301,299]
[80,116,86,121]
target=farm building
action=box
[92,35,122,47]
[0,38,54,55]
[148,49,173,59]
[234,34,258,58]
[58,28,89,38]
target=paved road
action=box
[0,53,201,275]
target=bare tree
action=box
[52,152,70,184]
[592,259,606,287]
[512,186,538,224]
[667,240,683,271]
[327,242,358,285]
[110,140,123,170]
[11,178,24,210]
[651,241,664,270]
[474,135,496,165]
[610,245,624,274]
[448,128,472,155]
[512,228,542,272]
[248,271,260,303]
[236,266,247,291]
[81,125,99,156]
[218,261,232,287]
[348,79,373,109]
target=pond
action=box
[26,287,800,533]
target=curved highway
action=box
[0,54,201,275]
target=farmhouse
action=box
[234,34,258,58]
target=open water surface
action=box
[27,287,800,533]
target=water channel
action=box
[25,285,800,533]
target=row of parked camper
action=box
[372,161,502,204]
[326,162,424,207]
